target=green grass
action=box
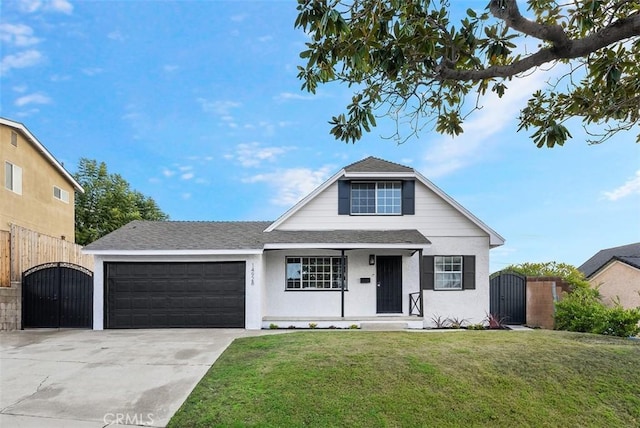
[169,330,640,428]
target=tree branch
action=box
[438,13,640,81]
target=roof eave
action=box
[263,243,431,250]
[83,249,264,256]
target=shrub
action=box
[269,323,279,330]
[309,322,318,329]
[430,314,450,329]
[447,317,469,329]
[485,313,508,329]
[555,287,640,337]
[467,323,486,330]
[349,324,359,329]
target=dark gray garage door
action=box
[105,262,245,328]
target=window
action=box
[434,256,463,290]
[286,256,347,290]
[4,162,22,195]
[53,186,69,203]
[11,131,18,147]
[350,181,401,214]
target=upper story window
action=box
[53,186,70,203]
[4,161,22,195]
[350,181,401,215]
[11,131,18,147]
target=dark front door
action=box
[105,262,245,328]
[22,263,93,328]
[376,256,402,313]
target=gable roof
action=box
[265,156,505,247]
[1,117,84,193]
[578,242,640,278]
[83,220,431,254]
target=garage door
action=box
[105,262,245,328]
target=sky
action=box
[1,0,639,273]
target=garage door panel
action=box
[106,262,245,328]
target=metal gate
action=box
[22,262,93,328]
[490,271,526,325]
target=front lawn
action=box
[169,330,640,427]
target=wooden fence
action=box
[0,225,93,287]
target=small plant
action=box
[309,322,318,329]
[269,323,279,330]
[328,325,337,329]
[287,325,296,329]
[485,313,508,329]
[447,317,469,329]
[467,323,486,330]
[349,324,359,329]
[430,314,450,329]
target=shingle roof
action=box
[344,156,414,173]
[83,220,430,252]
[578,242,640,278]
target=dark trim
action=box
[338,180,350,215]
[418,248,424,315]
[463,256,476,290]
[422,255,434,290]
[402,180,415,215]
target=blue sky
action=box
[1,0,639,273]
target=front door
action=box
[376,256,402,313]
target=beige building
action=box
[578,243,640,310]
[1,117,83,242]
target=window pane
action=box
[351,183,375,213]
[376,182,401,214]
[434,256,463,289]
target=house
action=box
[578,243,640,310]
[1,117,83,241]
[83,157,504,330]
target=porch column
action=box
[340,249,346,318]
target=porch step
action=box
[360,322,408,331]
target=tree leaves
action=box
[74,158,168,245]
[294,0,640,147]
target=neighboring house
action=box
[578,242,640,310]
[84,157,504,330]
[1,117,83,241]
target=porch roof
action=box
[263,229,430,250]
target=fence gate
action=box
[22,262,93,328]
[490,271,526,325]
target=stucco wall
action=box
[0,124,75,241]
[264,249,420,318]
[590,261,640,309]
[423,236,491,326]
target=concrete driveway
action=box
[0,328,270,427]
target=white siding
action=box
[276,180,486,238]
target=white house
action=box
[84,157,504,330]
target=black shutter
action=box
[463,256,476,290]
[402,180,415,215]
[338,180,350,215]
[422,256,434,290]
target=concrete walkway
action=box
[0,329,275,427]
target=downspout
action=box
[341,249,345,318]
[418,248,424,317]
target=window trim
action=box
[434,255,463,290]
[53,185,70,203]
[5,161,22,195]
[285,256,348,291]
[350,181,402,216]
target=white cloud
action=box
[163,64,179,73]
[0,23,41,46]
[181,192,192,200]
[13,85,28,93]
[258,35,273,43]
[197,99,241,115]
[15,92,51,107]
[274,92,315,102]
[181,172,194,180]
[421,72,548,178]
[229,142,294,168]
[243,165,334,206]
[107,30,126,41]
[0,49,43,75]
[19,0,73,14]
[82,67,104,76]
[603,170,640,201]
[162,168,175,177]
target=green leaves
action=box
[295,0,640,146]
[74,158,168,245]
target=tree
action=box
[504,261,590,288]
[295,0,640,147]
[74,158,168,245]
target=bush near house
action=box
[555,287,640,337]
